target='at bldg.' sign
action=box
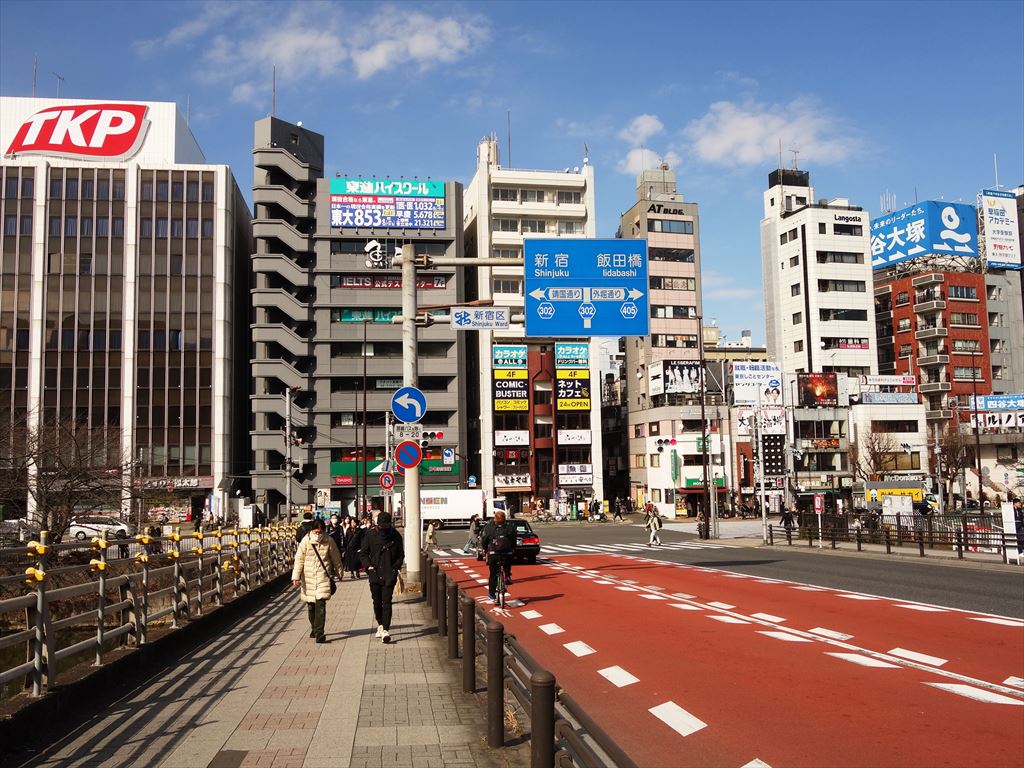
[870,201,977,269]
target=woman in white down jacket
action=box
[292,518,343,643]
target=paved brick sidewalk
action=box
[16,577,528,768]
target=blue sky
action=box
[3,1,1022,343]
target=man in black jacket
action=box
[359,512,405,643]
[295,511,314,543]
[480,511,515,602]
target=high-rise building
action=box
[0,97,252,523]
[250,116,467,518]
[462,135,603,515]
[618,164,726,518]
[760,169,877,377]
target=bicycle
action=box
[491,553,511,608]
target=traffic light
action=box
[655,438,677,453]
[761,434,786,476]
[421,430,444,448]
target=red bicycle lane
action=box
[441,556,1024,768]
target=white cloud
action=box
[716,70,759,90]
[684,98,857,167]
[618,114,664,146]
[616,147,680,176]
[350,10,489,79]
[134,1,241,53]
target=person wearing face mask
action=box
[291,519,343,643]
[359,511,405,644]
[326,513,343,558]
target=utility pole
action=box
[697,316,711,539]
[933,423,944,516]
[285,387,293,523]
[362,319,369,518]
[399,246,422,583]
[756,387,768,544]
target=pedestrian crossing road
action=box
[429,540,737,559]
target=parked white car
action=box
[68,515,135,541]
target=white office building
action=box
[760,169,878,377]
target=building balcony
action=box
[917,354,950,366]
[252,253,312,287]
[912,273,945,287]
[253,323,313,357]
[914,299,946,312]
[926,409,953,420]
[915,326,947,340]
[919,381,952,394]
[253,145,322,182]
[253,218,312,254]
[252,288,309,322]
[252,359,309,391]
[253,184,315,220]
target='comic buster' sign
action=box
[870,201,978,269]
[493,345,528,412]
[329,178,446,229]
[525,239,648,337]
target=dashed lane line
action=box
[925,683,1024,706]
[888,647,948,667]
[895,604,948,612]
[707,601,736,610]
[750,613,786,623]
[1003,676,1024,688]
[969,617,1024,627]
[758,631,811,643]
[564,641,596,657]
[520,610,542,620]
[810,627,854,641]
[649,701,707,738]
[539,623,564,635]
[598,665,639,687]
[825,653,901,669]
[742,760,773,768]
[709,616,750,624]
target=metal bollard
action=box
[768,525,773,545]
[436,571,447,629]
[786,527,792,546]
[855,528,862,552]
[917,530,925,557]
[884,527,891,554]
[447,583,459,660]
[831,528,837,549]
[808,526,813,547]
[462,596,476,693]
[486,620,505,748]
[531,670,557,768]
[955,529,964,559]
[426,560,434,610]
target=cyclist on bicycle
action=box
[481,511,515,603]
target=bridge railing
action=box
[422,553,636,768]
[0,525,298,698]
[767,512,1022,564]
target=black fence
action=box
[421,554,636,768]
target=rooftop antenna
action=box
[52,71,64,98]
[789,147,800,170]
[272,65,276,116]
[32,55,37,97]
[778,138,783,170]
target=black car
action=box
[476,519,541,564]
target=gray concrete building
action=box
[250,117,467,518]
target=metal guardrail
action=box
[421,554,636,768]
[767,512,1023,564]
[0,524,298,698]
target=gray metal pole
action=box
[401,249,422,585]
[757,388,768,544]
[285,387,292,523]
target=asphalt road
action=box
[434,518,1024,618]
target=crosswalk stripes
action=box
[430,540,738,559]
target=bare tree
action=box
[0,412,135,542]
[931,423,974,502]
[849,432,900,481]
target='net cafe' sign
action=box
[329,178,446,229]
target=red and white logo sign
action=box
[5,103,150,161]
[813,494,824,513]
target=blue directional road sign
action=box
[390,386,427,424]
[524,239,649,337]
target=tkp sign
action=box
[5,103,150,161]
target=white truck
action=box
[394,489,506,528]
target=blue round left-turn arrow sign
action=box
[391,386,427,424]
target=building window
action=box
[557,221,582,235]
[789,254,799,267]
[822,308,869,322]
[953,366,982,381]
[20,215,32,235]
[817,251,864,264]
[80,217,92,237]
[96,178,109,198]
[792,312,802,324]
[49,216,61,236]
[64,216,77,237]
[895,292,909,306]
[897,318,911,332]
[3,214,15,236]
[202,181,214,201]
[155,218,168,238]
[949,285,977,300]
[112,217,124,236]
[949,312,979,327]
[952,338,980,353]
[521,219,546,233]
[493,277,522,294]
[201,219,213,238]
[833,223,863,236]
[871,420,920,433]
[521,189,545,203]
[791,283,801,296]
[650,453,661,468]
[652,334,697,348]
[556,190,581,204]
[156,180,169,201]
[818,223,827,234]
[493,218,518,232]
[492,187,517,201]
[794,340,804,352]
[171,181,184,201]
[49,178,62,198]
[186,218,199,238]
[4,177,18,198]
[649,219,693,234]
[651,305,696,319]
[22,177,33,197]
[492,247,518,259]
[648,247,694,262]
[186,181,199,201]
[899,344,912,357]
[818,279,865,292]
[140,218,152,238]
[96,217,109,237]
[82,179,93,199]
[650,276,695,290]
[141,181,153,201]
[171,218,184,237]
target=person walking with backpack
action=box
[359,512,404,644]
[291,519,343,644]
[645,505,663,546]
[480,511,515,602]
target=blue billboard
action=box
[524,239,649,337]
[870,201,978,269]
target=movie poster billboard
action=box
[798,373,838,407]
[648,360,704,397]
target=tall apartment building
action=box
[251,116,467,518]
[0,97,252,522]
[462,136,603,515]
[618,165,724,518]
[760,169,878,377]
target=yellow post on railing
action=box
[92,530,109,666]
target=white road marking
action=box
[594,580,614,584]
[598,666,639,687]
[622,579,640,584]
[826,653,900,668]
[1002,676,1024,689]
[888,647,948,667]
[707,601,736,610]
[644,585,666,590]
[520,610,542,619]
[836,594,878,600]
[925,683,1024,705]
[475,579,488,584]
[742,760,772,768]
[649,701,707,737]
[576,575,595,579]
[539,623,564,635]
[756,579,781,584]
[434,549,452,556]
[895,604,948,612]
[792,586,827,591]
[506,599,525,608]
[672,593,696,599]
[709,616,749,624]
[757,631,811,643]
[724,573,750,578]
[969,617,1024,627]
[810,627,854,641]
[750,612,786,623]
[564,641,596,657]
[670,604,703,611]
[639,594,667,600]
[616,586,638,592]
